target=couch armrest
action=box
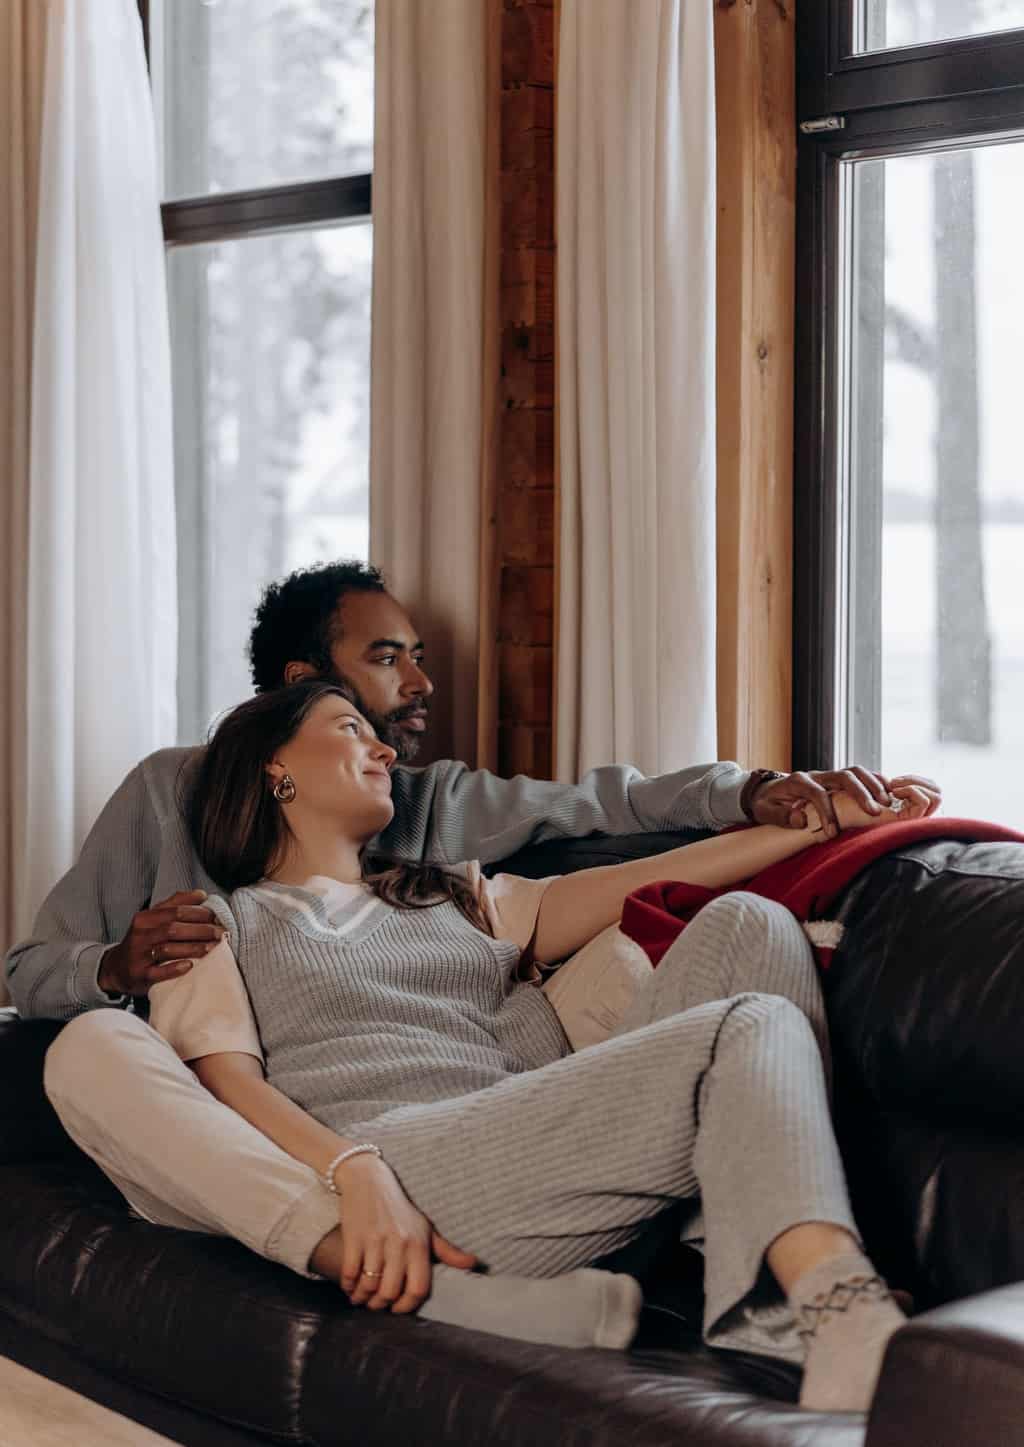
[0,1010,74,1163]
[867,1284,1024,1447]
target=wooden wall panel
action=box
[475,0,504,771]
[493,0,557,780]
[714,0,796,771]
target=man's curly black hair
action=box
[247,560,387,693]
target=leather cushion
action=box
[833,1088,1024,1310]
[826,838,1024,1307]
[489,829,715,880]
[868,1285,1024,1447]
[827,838,1024,1126]
[0,1011,74,1164]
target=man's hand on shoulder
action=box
[746,767,942,840]
[97,890,225,999]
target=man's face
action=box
[322,591,434,763]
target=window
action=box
[858,0,1024,52]
[796,1,1024,824]
[142,0,373,743]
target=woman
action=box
[150,681,933,1412]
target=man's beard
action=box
[371,702,427,763]
[323,670,425,763]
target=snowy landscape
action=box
[880,524,1024,827]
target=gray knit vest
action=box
[208,883,570,1135]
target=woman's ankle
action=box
[789,1252,906,1413]
[766,1222,861,1295]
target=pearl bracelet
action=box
[322,1143,383,1195]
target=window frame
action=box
[801,1,1024,119]
[138,4,373,251]
[138,0,374,741]
[793,0,1024,766]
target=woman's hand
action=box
[887,774,942,817]
[807,775,941,833]
[749,767,894,837]
[335,1153,477,1314]
[750,769,941,838]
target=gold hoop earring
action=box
[273,774,296,803]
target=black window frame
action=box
[802,2,1024,119]
[793,0,1024,766]
[138,1,373,244]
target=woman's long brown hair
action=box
[187,681,488,931]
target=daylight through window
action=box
[145,0,374,743]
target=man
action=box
[6,559,923,1018]
[17,559,938,1336]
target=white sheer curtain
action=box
[369,0,489,767]
[556,0,717,782]
[17,0,177,938]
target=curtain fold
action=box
[555,0,717,782]
[369,0,488,768]
[14,0,177,941]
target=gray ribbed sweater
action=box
[6,748,751,1021]
[207,883,569,1133]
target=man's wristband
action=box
[740,769,787,821]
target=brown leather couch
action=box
[1,831,1023,1446]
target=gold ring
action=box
[361,1269,382,1278]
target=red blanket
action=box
[619,818,1024,969]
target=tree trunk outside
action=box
[849,160,886,766]
[932,130,992,744]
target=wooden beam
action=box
[476,0,504,772]
[494,0,557,780]
[714,0,796,771]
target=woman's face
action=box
[267,694,397,839]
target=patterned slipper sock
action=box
[421,1265,643,1350]
[790,1250,906,1412]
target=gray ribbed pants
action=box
[45,893,857,1358]
[348,892,856,1354]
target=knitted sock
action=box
[420,1265,643,1350]
[789,1250,906,1412]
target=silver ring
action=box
[889,797,906,814]
[150,945,160,963]
[361,1269,382,1279]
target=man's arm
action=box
[381,759,938,868]
[381,758,751,867]
[4,754,215,1020]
